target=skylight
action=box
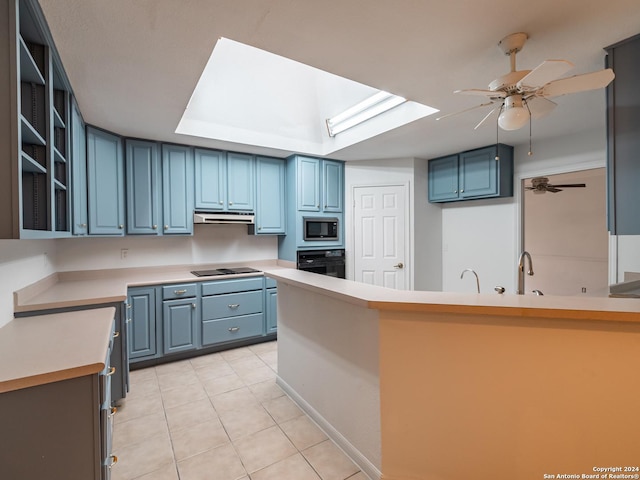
[176,38,438,156]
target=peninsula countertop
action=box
[0,307,115,393]
[266,269,640,323]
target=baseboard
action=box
[277,375,382,480]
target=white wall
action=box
[54,225,277,271]
[0,240,58,328]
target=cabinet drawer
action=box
[202,290,263,320]
[265,277,277,289]
[202,313,263,346]
[201,277,263,296]
[162,283,197,300]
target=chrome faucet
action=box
[516,251,534,295]
[460,268,480,293]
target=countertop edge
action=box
[0,363,105,394]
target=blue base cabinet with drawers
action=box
[127,276,277,367]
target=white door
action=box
[353,184,408,289]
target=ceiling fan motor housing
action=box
[489,70,531,93]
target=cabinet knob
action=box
[219,200,223,205]
[258,227,262,231]
[454,190,458,193]
[460,189,464,193]
[164,225,169,230]
[79,223,87,228]
[228,327,240,332]
[324,205,327,208]
[317,204,320,208]
[192,303,196,308]
[152,224,157,230]
[229,201,233,205]
[118,224,124,229]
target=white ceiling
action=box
[39,0,640,162]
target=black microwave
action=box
[303,217,339,241]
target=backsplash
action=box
[54,224,278,272]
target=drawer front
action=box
[265,277,277,288]
[202,313,264,346]
[202,290,263,320]
[162,283,197,300]
[201,277,263,296]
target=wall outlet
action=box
[581,287,587,293]
[121,248,129,260]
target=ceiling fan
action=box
[437,32,615,131]
[525,176,586,194]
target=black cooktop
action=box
[191,267,262,277]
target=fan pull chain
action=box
[525,99,533,156]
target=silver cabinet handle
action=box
[316,204,320,208]
[109,406,117,418]
[393,262,404,269]
[113,331,120,338]
[228,327,240,332]
[79,223,87,228]
[454,190,458,193]
[228,304,240,309]
[126,303,131,309]
[174,289,187,295]
[118,224,124,229]
[152,224,157,229]
[107,455,118,469]
[107,366,116,376]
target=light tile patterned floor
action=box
[111,341,368,480]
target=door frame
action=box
[349,182,412,290]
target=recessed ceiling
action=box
[38,0,640,161]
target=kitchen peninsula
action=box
[266,268,640,480]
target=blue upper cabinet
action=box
[297,157,321,211]
[428,155,459,202]
[227,152,255,211]
[255,156,286,235]
[87,127,125,235]
[195,148,226,211]
[427,144,513,203]
[162,145,194,235]
[70,99,88,236]
[323,160,343,212]
[126,140,161,235]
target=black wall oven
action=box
[297,249,346,279]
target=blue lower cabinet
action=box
[163,299,198,354]
[127,287,157,360]
[266,288,277,333]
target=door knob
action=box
[393,262,404,269]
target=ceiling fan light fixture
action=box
[498,95,529,130]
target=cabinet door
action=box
[255,156,286,234]
[126,140,161,235]
[163,299,198,354]
[162,145,194,234]
[428,155,459,202]
[459,146,497,199]
[266,287,277,333]
[128,287,157,360]
[227,152,255,211]
[87,127,125,235]
[195,148,226,211]
[322,160,343,212]
[70,99,87,235]
[297,157,321,211]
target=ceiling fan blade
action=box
[525,96,557,119]
[550,183,586,188]
[474,107,498,129]
[541,68,615,97]
[435,101,496,121]
[517,60,574,91]
[454,89,506,99]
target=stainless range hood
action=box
[193,212,255,225]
